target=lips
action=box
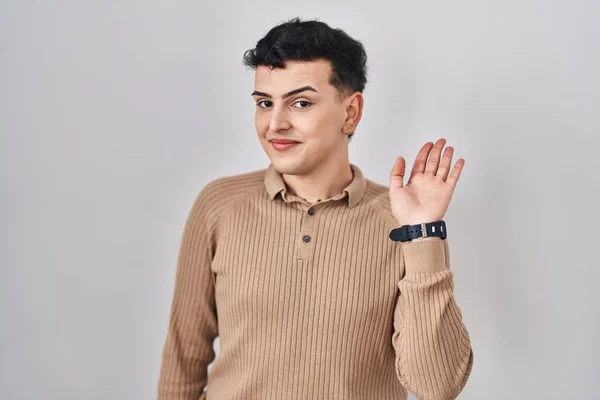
[271,140,299,151]
[271,139,299,144]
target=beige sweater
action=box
[157,163,474,400]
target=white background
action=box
[1,1,599,399]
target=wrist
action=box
[411,236,442,241]
[389,220,447,243]
[402,237,449,274]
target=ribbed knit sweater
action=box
[157,162,474,400]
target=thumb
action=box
[390,157,405,189]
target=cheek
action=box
[309,111,342,137]
[298,111,332,135]
[255,113,268,134]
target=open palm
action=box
[389,138,465,227]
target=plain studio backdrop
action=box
[1,1,598,399]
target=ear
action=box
[343,92,363,135]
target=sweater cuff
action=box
[402,238,449,274]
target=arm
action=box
[158,186,219,399]
[392,238,474,400]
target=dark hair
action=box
[243,17,368,142]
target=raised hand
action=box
[389,138,465,227]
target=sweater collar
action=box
[264,162,367,208]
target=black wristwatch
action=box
[388,220,447,242]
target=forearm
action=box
[392,239,474,400]
[158,186,220,399]
[158,312,217,399]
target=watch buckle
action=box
[421,223,428,238]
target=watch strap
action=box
[388,220,447,242]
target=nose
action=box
[268,106,291,133]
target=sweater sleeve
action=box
[392,238,474,400]
[158,185,219,400]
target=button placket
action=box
[297,204,316,261]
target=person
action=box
[157,16,473,400]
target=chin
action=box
[270,158,296,172]
[270,158,308,176]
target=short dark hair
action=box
[243,17,368,142]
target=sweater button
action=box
[307,208,315,216]
[302,235,311,243]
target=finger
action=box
[390,157,406,188]
[446,159,465,189]
[409,142,434,182]
[424,138,447,175]
[436,146,454,181]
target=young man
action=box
[158,17,473,400]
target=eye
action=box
[256,100,272,108]
[293,100,313,109]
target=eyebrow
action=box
[251,86,318,99]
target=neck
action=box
[281,155,354,203]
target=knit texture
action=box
[157,163,474,400]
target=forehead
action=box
[254,59,332,92]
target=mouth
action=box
[271,140,300,151]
